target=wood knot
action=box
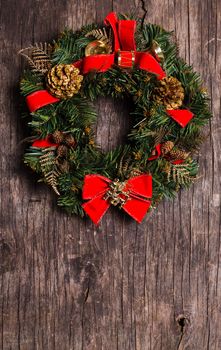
[65,254,103,305]
[176,314,190,333]
[176,314,190,349]
[0,239,16,274]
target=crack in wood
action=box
[81,282,90,350]
[83,283,90,304]
[140,0,147,28]
[176,315,188,350]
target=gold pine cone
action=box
[169,149,189,161]
[46,64,83,99]
[130,168,143,177]
[161,141,174,155]
[153,76,184,109]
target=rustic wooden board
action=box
[0,0,220,349]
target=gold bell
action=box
[85,40,111,56]
[151,40,164,62]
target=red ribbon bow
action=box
[82,174,152,225]
[73,12,166,79]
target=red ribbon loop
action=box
[26,90,59,113]
[82,174,152,225]
[104,13,137,51]
[104,12,121,51]
[118,20,137,51]
[166,109,194,127]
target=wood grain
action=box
[0,0,220,349]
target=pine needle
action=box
[85,28,112,53]
[43,170,61,195]
[39,148,61,195]
[85,27,110,43]
[166,161,198,185]
[19,42,52,74]
[152,127,169,146]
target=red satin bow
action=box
[73,12,166,79]
[82,174,152,225]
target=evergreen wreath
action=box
[19,12,211,225]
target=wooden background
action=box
[0,0,220,349]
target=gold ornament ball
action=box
[151,40,164,62]
[85,40,111,56]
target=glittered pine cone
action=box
[168,149,189,161]
[46,64,83,99]
[153,76,184,109]
[161,141,174,155]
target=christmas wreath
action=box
[19,12,211,225]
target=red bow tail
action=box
[26,90,59,113]
[166,109,194,127]
[82,175,111,225]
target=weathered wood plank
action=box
[0,0,220,349]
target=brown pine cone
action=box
[153,76,184,109]
[161,141,174,155]
[168,149,189,161]
[46,64,83,99]
[65,134,76,147]
[57,145,68,157]
[52,130,64,143]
